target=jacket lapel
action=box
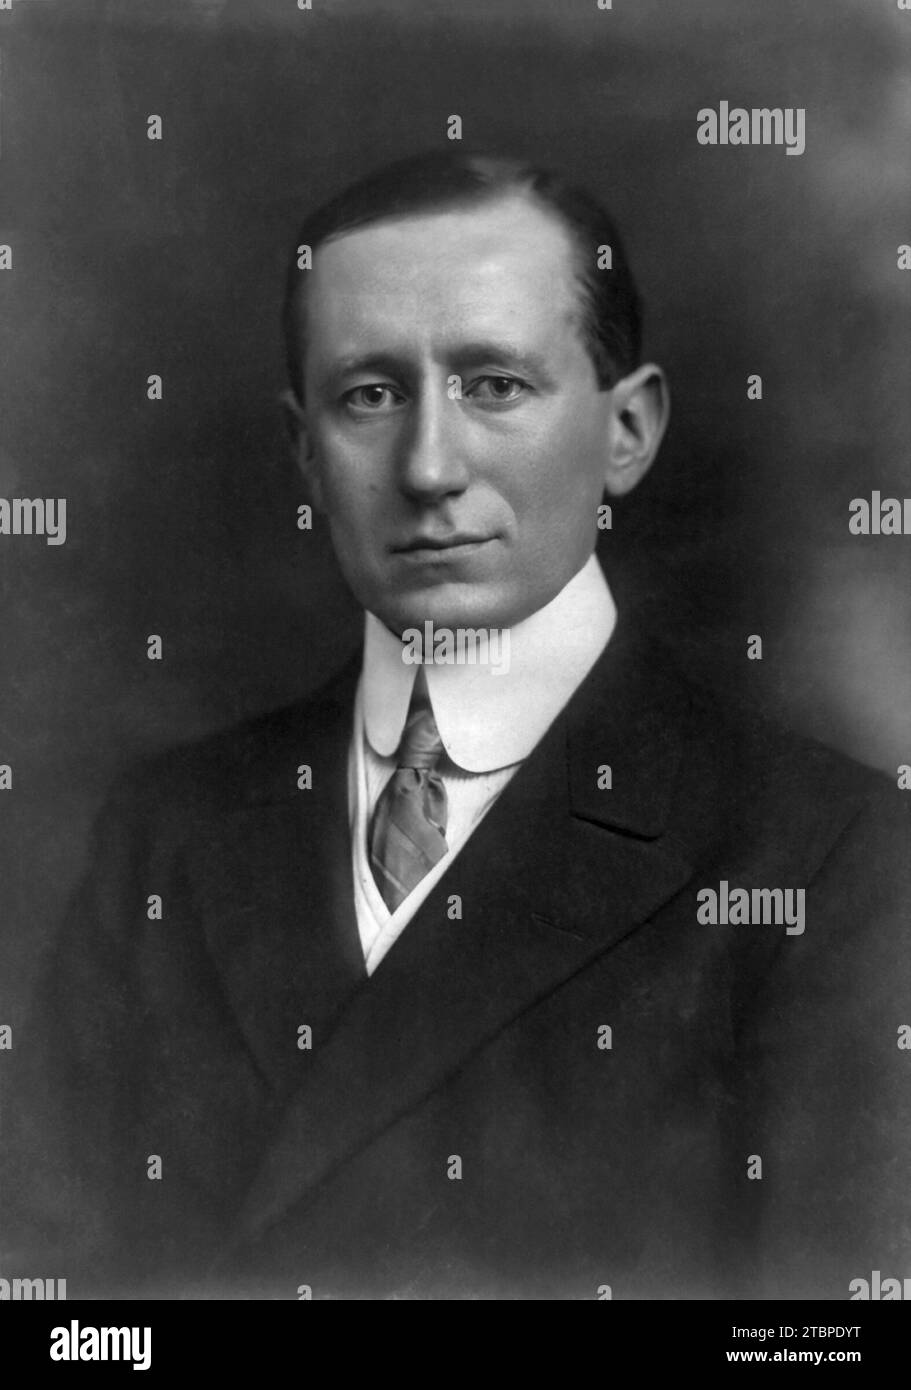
[222,614,697,1258]
[190,656,366,1095]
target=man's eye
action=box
[466,376,527,404]
[343,384,402,412]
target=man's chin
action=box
[366,581,520,636]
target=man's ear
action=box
[279,388,325,511]
[602,363,670,498]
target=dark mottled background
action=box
[1,0,909,1012]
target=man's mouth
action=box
[391,533,495,555]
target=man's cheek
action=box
[325,479,368,522]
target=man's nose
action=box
[398,387,470,500]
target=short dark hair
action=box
[282,151,643,400]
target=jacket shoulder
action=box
[103,655,360,830]
[669,651,906,872]
[688,667,893,795]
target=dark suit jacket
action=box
[5,614,910,1299]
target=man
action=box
[6,152,909,1300]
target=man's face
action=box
[297,194,617,633]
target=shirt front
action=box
[348,552,618,974]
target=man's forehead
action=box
[304,194,579,342]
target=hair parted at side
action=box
[282,150,643,400]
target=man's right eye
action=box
[342,384,404,413]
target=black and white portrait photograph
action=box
[1,0,909,1347]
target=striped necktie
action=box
[369,672,449,913]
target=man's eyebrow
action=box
[315,353,408,392]
[451,342,556,381]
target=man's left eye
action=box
[465,376,527,403]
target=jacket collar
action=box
[229,596,684,841]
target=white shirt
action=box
[348,553,617,974]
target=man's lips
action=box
[391,534,495,554]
